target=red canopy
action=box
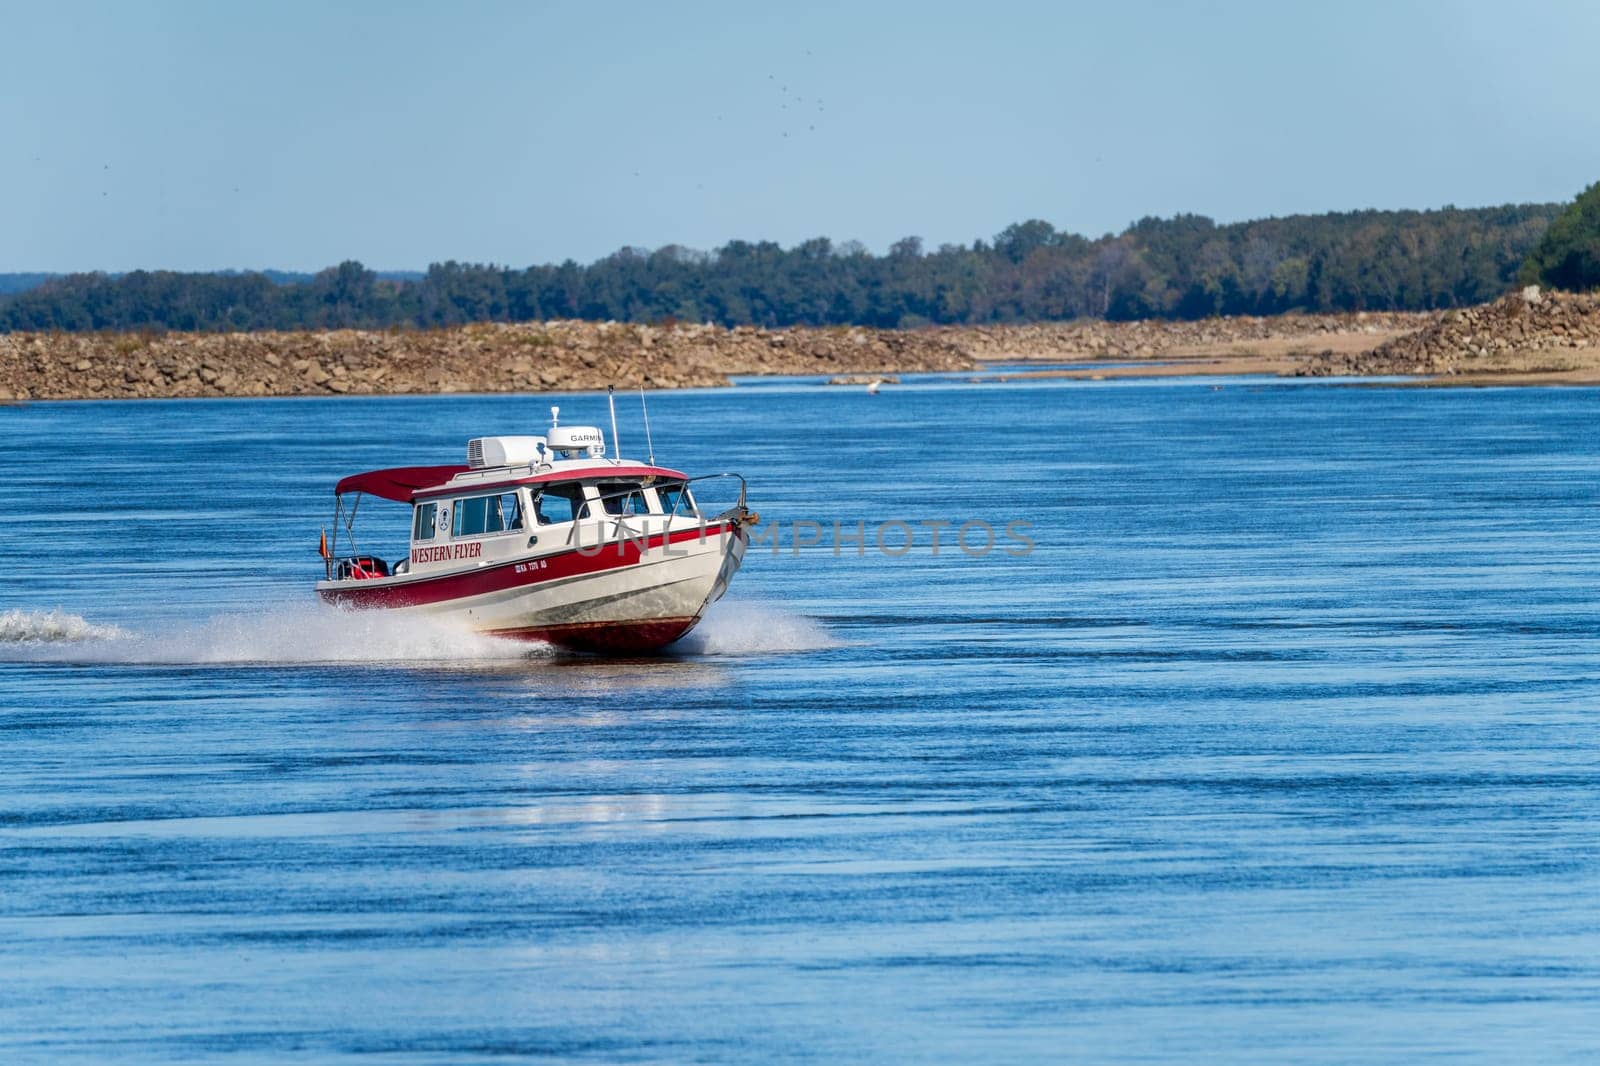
[334,465,468,502]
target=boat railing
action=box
[563,472,749,547]
[323,492,366,580]
[682,472,749,521]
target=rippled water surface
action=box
[4,378,1600,1062]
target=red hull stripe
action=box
[491,616,700,653]
[318,523,738,609]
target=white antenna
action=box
[550,405,560,427]
[606,386,621,464]
[639,384,656,466]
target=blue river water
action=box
[3,376,1600,1062]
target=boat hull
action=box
[317,521,747,653]
[493,616,702,653]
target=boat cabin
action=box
[319,408,713,584]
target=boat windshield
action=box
[596,481,649,516]
[656,481,697,516]
[530,483,586,525]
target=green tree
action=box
[1519,181,1600,291]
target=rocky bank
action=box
[7,301,1600,401]
[1298,289,1600,379]
[0,312,1427,402]
[0,320,976,402]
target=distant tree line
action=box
[0,204,1563,334]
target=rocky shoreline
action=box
[1,298,1597,401]
[0,321,982,401]
[1297,289,1600,381]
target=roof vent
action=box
[467,435,547,469]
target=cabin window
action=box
[596,481,649,517]
[452,492,524,537]
[656,482,697,516]
[412,501,438,542]
[531,483,586,525]
[501,492,525,532]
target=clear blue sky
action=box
[4,0,1597,272]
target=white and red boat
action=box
[316,404,753,652]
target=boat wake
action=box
[0,601,835,665]
[679,601,840,655]
[0,609,129,645]
[0,605,542,666]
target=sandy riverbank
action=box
[965,327,1417,382]
[966,292,1600,386]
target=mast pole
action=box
[607,385,621,464]
[640,384,656,466]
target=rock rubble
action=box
[8,303,1576,401]
[1298,289,1600,377]
[0,320,974,401]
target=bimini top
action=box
[335,461,692,503]
[334,415,687,503]
[411,462,688,501]
[334,465,469,502]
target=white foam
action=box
[679,601,839,655]
[0,608,128,644]
[0,605,544,666]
